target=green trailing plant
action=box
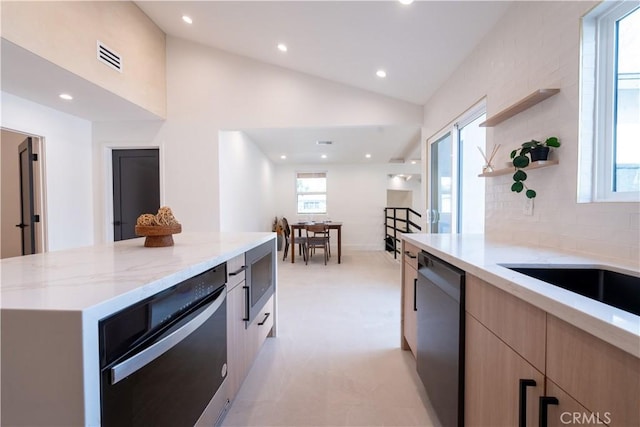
[509,137,560,199]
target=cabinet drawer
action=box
[466,274,546,371]
[403,241,419,270]
[226,253,246,290]
[546,315,640,426]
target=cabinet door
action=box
[226,282,249,399]
[545,379,605,427]
[466,274,546,372]
[402,265,417,358]
[246,296,275,364]
[546,315,640,426]
[466,314,545,427]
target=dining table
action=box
[289,222,343,264]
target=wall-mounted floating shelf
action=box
[478,160,559,177]
[480,89,560,127]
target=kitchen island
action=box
[1,232,276,426]
[401,233,639,426]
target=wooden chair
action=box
[305,223,330,265]
[281,217,307,262]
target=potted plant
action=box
[510,137,560,199]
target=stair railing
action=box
[384,207,422,259]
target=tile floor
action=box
[221,250,439,426]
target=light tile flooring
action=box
[222,250,439,426]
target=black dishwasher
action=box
[417,251,465,427]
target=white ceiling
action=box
[136,0,511,165]
[136,0,511,105]
[1,1,511,165]
[240,125,421,164]
[0,39,162,122]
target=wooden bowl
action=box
[134,224,182,247]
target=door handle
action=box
[519,379,536,427]
[110,287,226,385]
[113,220,122,226]
[242,285,250,321]
[15,223,28,229]
[539,396,559,427]
[258,312,271,326]
[229,265,247,276]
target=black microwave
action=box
[245,240,276,326]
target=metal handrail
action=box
[384,207,422,259]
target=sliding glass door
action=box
[428,104,486,234]
[429,133,453,233]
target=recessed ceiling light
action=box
[59,93,73,100]
[182,15,193,24]
[365,154,372,159]
[376,69,387,78]
[280,155,287,160]
[411,160,417,164]
[277,43,288,52]
[321,154,327,159]
[398,0,415,5]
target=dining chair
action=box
[305,223,330,265]
[281,217,307,262]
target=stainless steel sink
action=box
[500,265,640,316]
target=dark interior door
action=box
[17,137,35,255]
[112,149,160,241]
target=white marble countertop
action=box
[1,232,274,319]
[402,233,640,358]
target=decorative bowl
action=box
[135,224,182,247]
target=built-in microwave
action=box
[244,240,276,326]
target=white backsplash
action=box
[423,1,639,264]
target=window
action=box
[296,172,327,214]
[580,3,640,202]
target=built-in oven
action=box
[244,240,276,326]
[99,263,228,427]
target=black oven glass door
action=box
[100,287,227,427]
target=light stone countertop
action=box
[0,232,275,319]
[402,233,640,358]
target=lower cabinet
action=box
[466,274,640,427]
[465,313,545,427]
[227,279,274,400]
[401,240,419,358]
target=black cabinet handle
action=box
[404,251,417,259]
[15,223,28,229]
[230,265,247,276]
[519,379,536,427]
[258,312,271,326]
[413,278,418,311]
[242,285,250,321]
[539,396,559,427]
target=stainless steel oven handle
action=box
[110,287,227,385]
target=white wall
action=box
[1,92,93,251]
[94,36,423,241]
[422,1,640,263]
[274,162,421,251]
[219,131,276,232]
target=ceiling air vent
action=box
[97,41,122,72]
[316,140,333,145]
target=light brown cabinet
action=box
[465,313,545,426]
[400,240,419,358]
[466,274,640,427]
[226,253,275,401]
[466,275,546,426]
[546,315,640,427]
